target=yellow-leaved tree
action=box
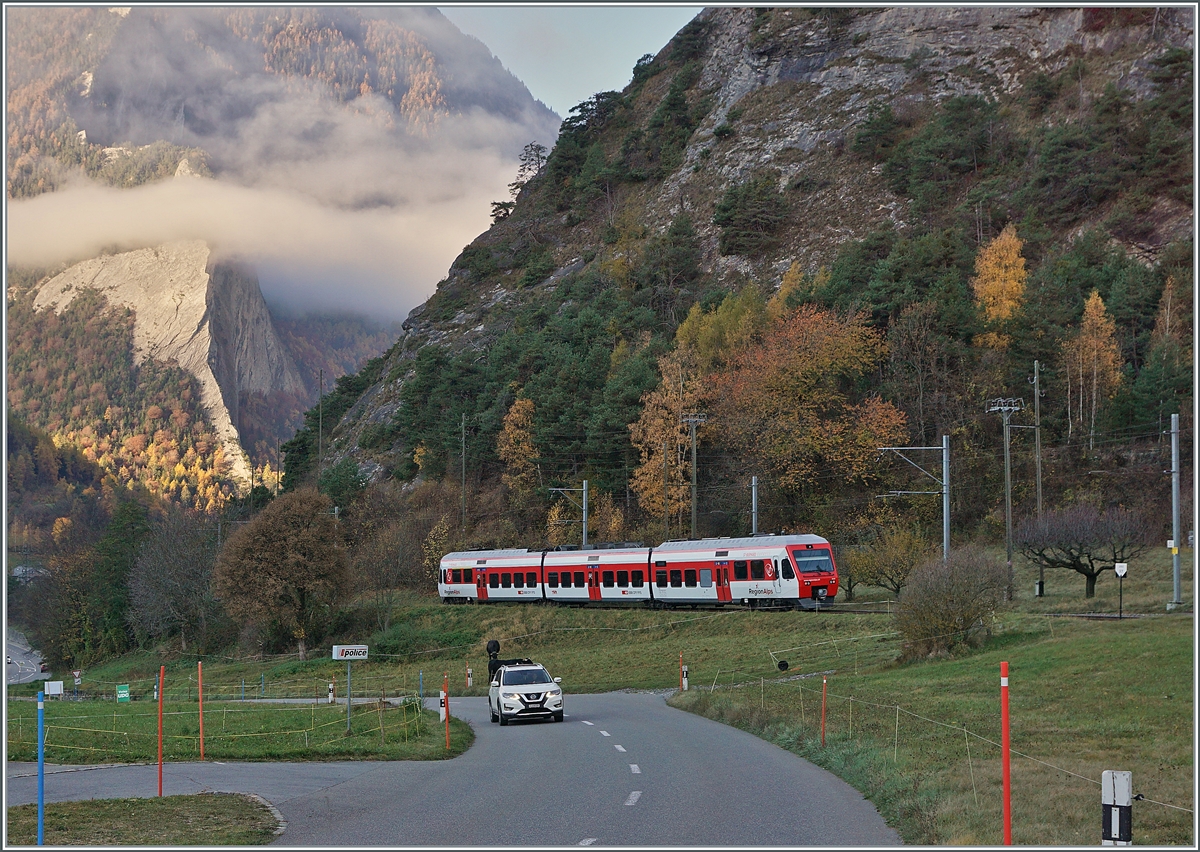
[628,348,705,537]
[971,223,1027,350]
[1059,289,1123,448]
[497,396,540,495]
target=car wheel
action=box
[553,711,563,723]
[499,712,509,726]
[490,703,498,723]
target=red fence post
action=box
[157,666,165,797]
[821,675,828,747]
[1001,661,1011,844]
[198,661,205,761]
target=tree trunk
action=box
[297,636,307,661]
[1085,572,1097,598]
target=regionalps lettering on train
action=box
[437,534,838,610]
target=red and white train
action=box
[437,534,839,610]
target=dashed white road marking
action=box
[582,721,594,726]
[624,791,642,806]
[600,730,611,737]
[630,764,641,774]
[614,745,626,752]
[579,839,598,846]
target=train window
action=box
[489,574,499,589]
[734,561,748,580]
[751,559,765,580]
[513,573,524,588]
[656,570,668,587]
[699,568,712,588]
[632,570,644,587]
[684,569,697,587]
[780,559,795,580]
[526,572,537,587]
[574,572,585,587]
[617,571,629,587]
[670,569,683,588]
[795,553,834,573]
[602,571,615,588]
[464,568,474,584]
[547,572,559,588]
[501,573,512,588]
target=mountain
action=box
[5,6,560,508]
[285,7,1192,546]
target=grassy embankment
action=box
[7,548,1193,845]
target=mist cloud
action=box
[7,6,560,321]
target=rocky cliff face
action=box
[32,240,302,488]
[298,5,1192,489]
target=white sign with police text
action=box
[332,645,369,661]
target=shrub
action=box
[894,546,1007,660]
[712,172,789,255]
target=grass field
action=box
[6,794,278,845]
[7,547,1193,845]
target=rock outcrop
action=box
[32,240,303,488]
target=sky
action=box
[439,5,703,117]
[6,5,703,322]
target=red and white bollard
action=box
[1001,661,1011,845]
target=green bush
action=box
[712,172,789,255]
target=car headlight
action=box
[547,688,562,697]
[502,692,522,700]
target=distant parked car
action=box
[39,663,48,672]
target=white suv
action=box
[489,663,563,725]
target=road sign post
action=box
[1115,563,1127,619]
[333,645,368,734]
[116,684,130,703]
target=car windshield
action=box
[503,668,551,685]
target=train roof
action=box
[652,534,828,552]
[441,548,535,561]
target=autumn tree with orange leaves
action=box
[710,305,907,499]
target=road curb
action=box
[238,792,288,837]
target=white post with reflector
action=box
[681,665,689,691]
[439,689,447,722]
[1102,770,1132,845]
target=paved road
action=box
[6,628,49,686]
[7,692,900,846]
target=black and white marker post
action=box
[1102,770,1132,845]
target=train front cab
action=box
[788,540,839,609]
[438,553,481,603]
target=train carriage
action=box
[543,546,652,606]
[438,548,543,604]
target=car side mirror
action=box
[490,680,499,688]
[553,677,562,683]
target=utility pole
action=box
[878,437,951,561]
[988,398,1025,601]
[1169,412,1182,610]
[751,475,758,535]
[682,413,707,539]
[662,441,669,540]
[317,368,324,479]
[461,413,467,536]
[1029,362,1045,595]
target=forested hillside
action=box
[284,7,1192,554]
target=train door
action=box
[588,568,602,601]
[476,570,489,601]
[714,562,733,602]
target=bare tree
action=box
[213,489,349,660]
[127,510,221,652]
[844,524,935,597]
[1016,506,1152,598]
